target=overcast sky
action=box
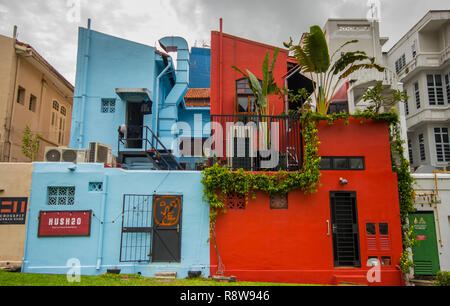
[0,0,448,85]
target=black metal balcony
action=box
[209,114,303,171]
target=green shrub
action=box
[435,271,450,286]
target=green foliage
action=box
[435,271,450,286]
[21,124,42,161]
[363,82,409,114]
[284,26,384,115]
[232,48,281,116]
[201,110,322,228]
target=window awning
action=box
[115,88,152,102]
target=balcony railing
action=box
[209,114,303,171]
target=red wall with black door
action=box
[210,119,404,286]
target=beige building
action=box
[0,163,33,269]
[0,29,74,162]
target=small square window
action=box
[366,223,376,235]
[101,99,116,113]
[381,256,391,266]
[379,223,389,235]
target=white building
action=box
[387,10,450,171]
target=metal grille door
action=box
[120,195,153,262]
[330,191,361,267]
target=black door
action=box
[126,101,143,148]
[330,191,361,267]
[151,195,182,262]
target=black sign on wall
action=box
[0,198,28,225]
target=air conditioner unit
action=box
[88,142,113,164]
[44,147,89,163]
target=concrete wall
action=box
[0,163,33,268]
[22,163,210,278]
[413,173,450,272]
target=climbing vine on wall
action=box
[201,110,322,229]
[201,109,416,274]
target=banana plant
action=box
[232,48,280,117]
[232,49,281,151]
[284,25,385,114]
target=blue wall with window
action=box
[69,26,174,154]
[22,162,210,277]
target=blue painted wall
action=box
[22,163,210,277]
[69,27,174,154]
[189,47,211,88]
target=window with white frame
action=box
[434,127,450,163]
[419,134,426,161]
[427,74,444,105]
[414,82,421,109]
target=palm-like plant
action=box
[284,25,385,114]
[232,48,280,117]
[232,49,281,150]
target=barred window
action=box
[419,134,426,161]
[427,74,444,105]
[434,127,450,162]
[414,82,421,109]
[48,186,75,205]
[60,106,66,116]
[101,98,116,113]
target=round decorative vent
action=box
[45,149,61,162]
[62,150,77,162]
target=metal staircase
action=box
[118,125,182,170]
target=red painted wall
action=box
[210,31,289,116]
[210,119,404,286]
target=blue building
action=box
[22,22,211,278]
[69,21,210,170]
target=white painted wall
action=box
[413,173,450,272]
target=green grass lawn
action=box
[0,270,311,286]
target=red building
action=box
[209,29,404,286]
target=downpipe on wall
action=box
[96,173,109,270]
[154,61,172,147]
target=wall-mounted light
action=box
[339,177,348,185]
[68,164,77,172]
